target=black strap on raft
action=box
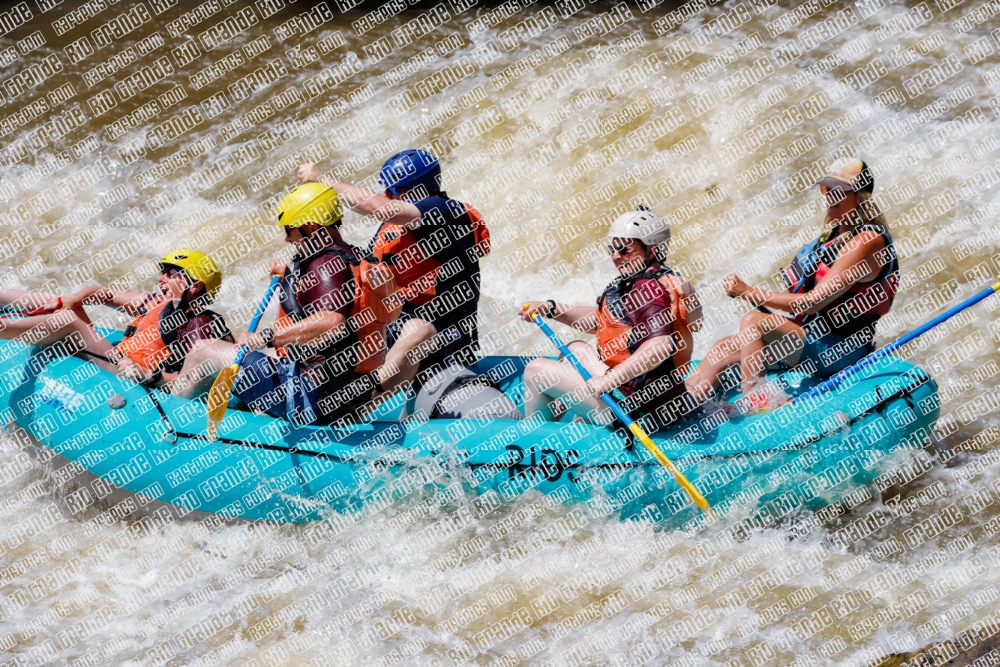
[80,349,165,386]
[142,384,179,444]
[614,371,932,469]
[137,383,355,464]
[777,371,931,451]
[79,349,114,364]
[126,370,930,472]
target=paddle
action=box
[523,305,712,515]
[206,274,282,439]
[796,274,1000,404]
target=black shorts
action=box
[386,306,477,388]
[233,352,363,425]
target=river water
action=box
[2,0,1000,665]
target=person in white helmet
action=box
[519,208,703,430]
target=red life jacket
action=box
[784,224,898,337]
[596,266,695,369]
[275,245,401,374]
[369,202,489,307]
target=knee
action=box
[51,310,86,336]
[190,338,219,355]
[191,338,211,351]
[740,312,769,339]
[400,318,436,342]
[188,338,230,363]
[524,358,548,382]
[51,309,81,328]
[739,312,763,331]
[564,341,597,364]
[524,359,557,389]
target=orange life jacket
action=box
[466,204,490,258]
[596,267,694,369]
[115,294,232,372]
[114,295,174,371]
[275,246,401,374]
[351,259,402,373]
[370,203,489,306]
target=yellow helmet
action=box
[276,182,342,228]
[160,249,222,301]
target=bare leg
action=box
[737,312,806,394]
[685,334,743,402]
[375,318,438,395]
[0,310,123,373]
[523,342,613,423]
[0,288,60,313]
[169,339,242,398]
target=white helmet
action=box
[606,208,671,251]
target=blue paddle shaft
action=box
[530,314,634,426]
[796,281,1000,403]
[232,274,281,368]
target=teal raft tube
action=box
[0,333,939,529]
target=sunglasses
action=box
[385,185,409,196]
[607,240,640,256]
[820,185,848,207]
[161,266,187,279]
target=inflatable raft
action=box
[0,333,939,528]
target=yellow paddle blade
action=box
[629,422,714,516]
[206,363,239,440]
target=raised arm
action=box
[297,163,423,229]
[726,230,888,316]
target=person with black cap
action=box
[685,159,899,407]
[296,151,489,399]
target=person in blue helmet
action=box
[297,150,489,397]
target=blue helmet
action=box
[379,149,441,196]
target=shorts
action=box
[386,306,477,386]
[233,352,360,425]
[793,332,875,378]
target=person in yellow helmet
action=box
[170,183,391,425]
[296,151,489,402]
[0,249,233,384]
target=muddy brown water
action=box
[1,0,1000,665]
